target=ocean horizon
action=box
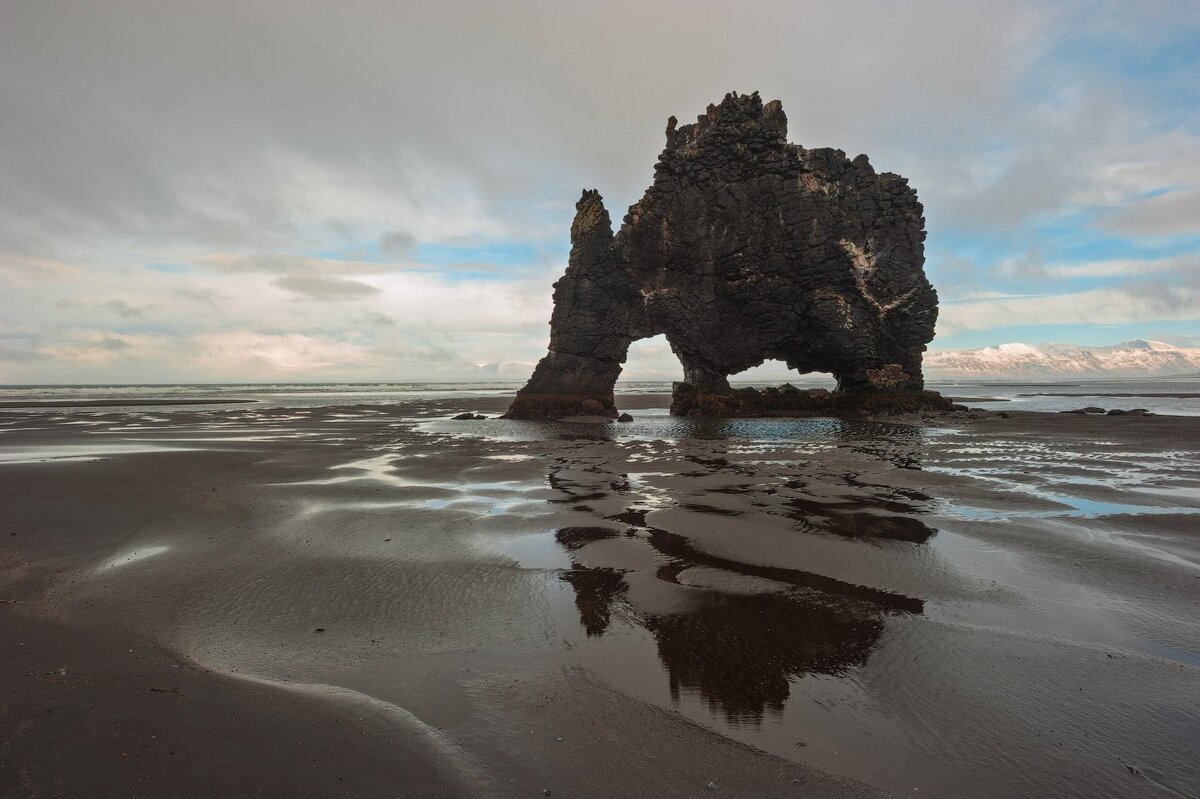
[3,377,1197,416]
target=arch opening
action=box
[729,360,836,390]
[616,334,683,387]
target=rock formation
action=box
[507,92,940,419]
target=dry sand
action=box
[1,396,1198,798]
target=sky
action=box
[1,0,1198,384]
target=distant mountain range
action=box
[925,340,1200,379]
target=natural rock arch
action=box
[507,92,941,419]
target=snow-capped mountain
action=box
[925,340,1200,378]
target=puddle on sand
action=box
[496,531,572,570]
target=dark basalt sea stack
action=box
[506,92,944,419]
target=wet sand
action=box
[1,398,1198,798]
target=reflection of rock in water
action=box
[560,567,626,637]
[556,523,920,720]
[645,589,884,721]
[833,420,928,470]
[833,512,934,542]
[784,498,937,543]
[555,526,620,551]
[647,527,923,613]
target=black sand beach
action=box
[2,395,1198,798]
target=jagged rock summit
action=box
[507,92,942,419]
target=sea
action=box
[0,378,1197,416]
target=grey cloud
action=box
[0,0,1059,259]
[1120,260,1200,313]
[0,254,81,282]
[1102,189,1200,238]
[212,255,299,274]
[356,311,396,327]
[426,261,502,274]
[100,299,146,319]
[273,275,381,301]
[0,339,37,362]
[378,230,416,257]
[52,297,147,318]
[927,253,989,294]
[175,288,229,307]
[1042,255,1197,279]
[376,334,459,365]
[88,335,133,353]
[200,253,394,275]
[204,254,327,275]
[935,151,1076,230]
[997,252,1052,281]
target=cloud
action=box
[938,284,1200,336]
[0,253,81,283]
[378,230,416,257]
[100,299,146,319]
[935,150,1076,229]
[997,253,1198,281]
[0,339,36,362]
[1101,189,1200,238]
[1040,254,1198,279]
[943,291,1040,303]
[924,97,1200,234]
[468,360,539,379]
[175,287,228,307]
[272,275,381,301]
[37,332,148,365]
[0,0,1057,261]
[198,253,391,275]
[190,332,370,374]
[355,311,395,327]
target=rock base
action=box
[504,393,618,420]
[669,383,957,418]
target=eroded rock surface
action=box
[669,383,956,419]
[507,92,940,419]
